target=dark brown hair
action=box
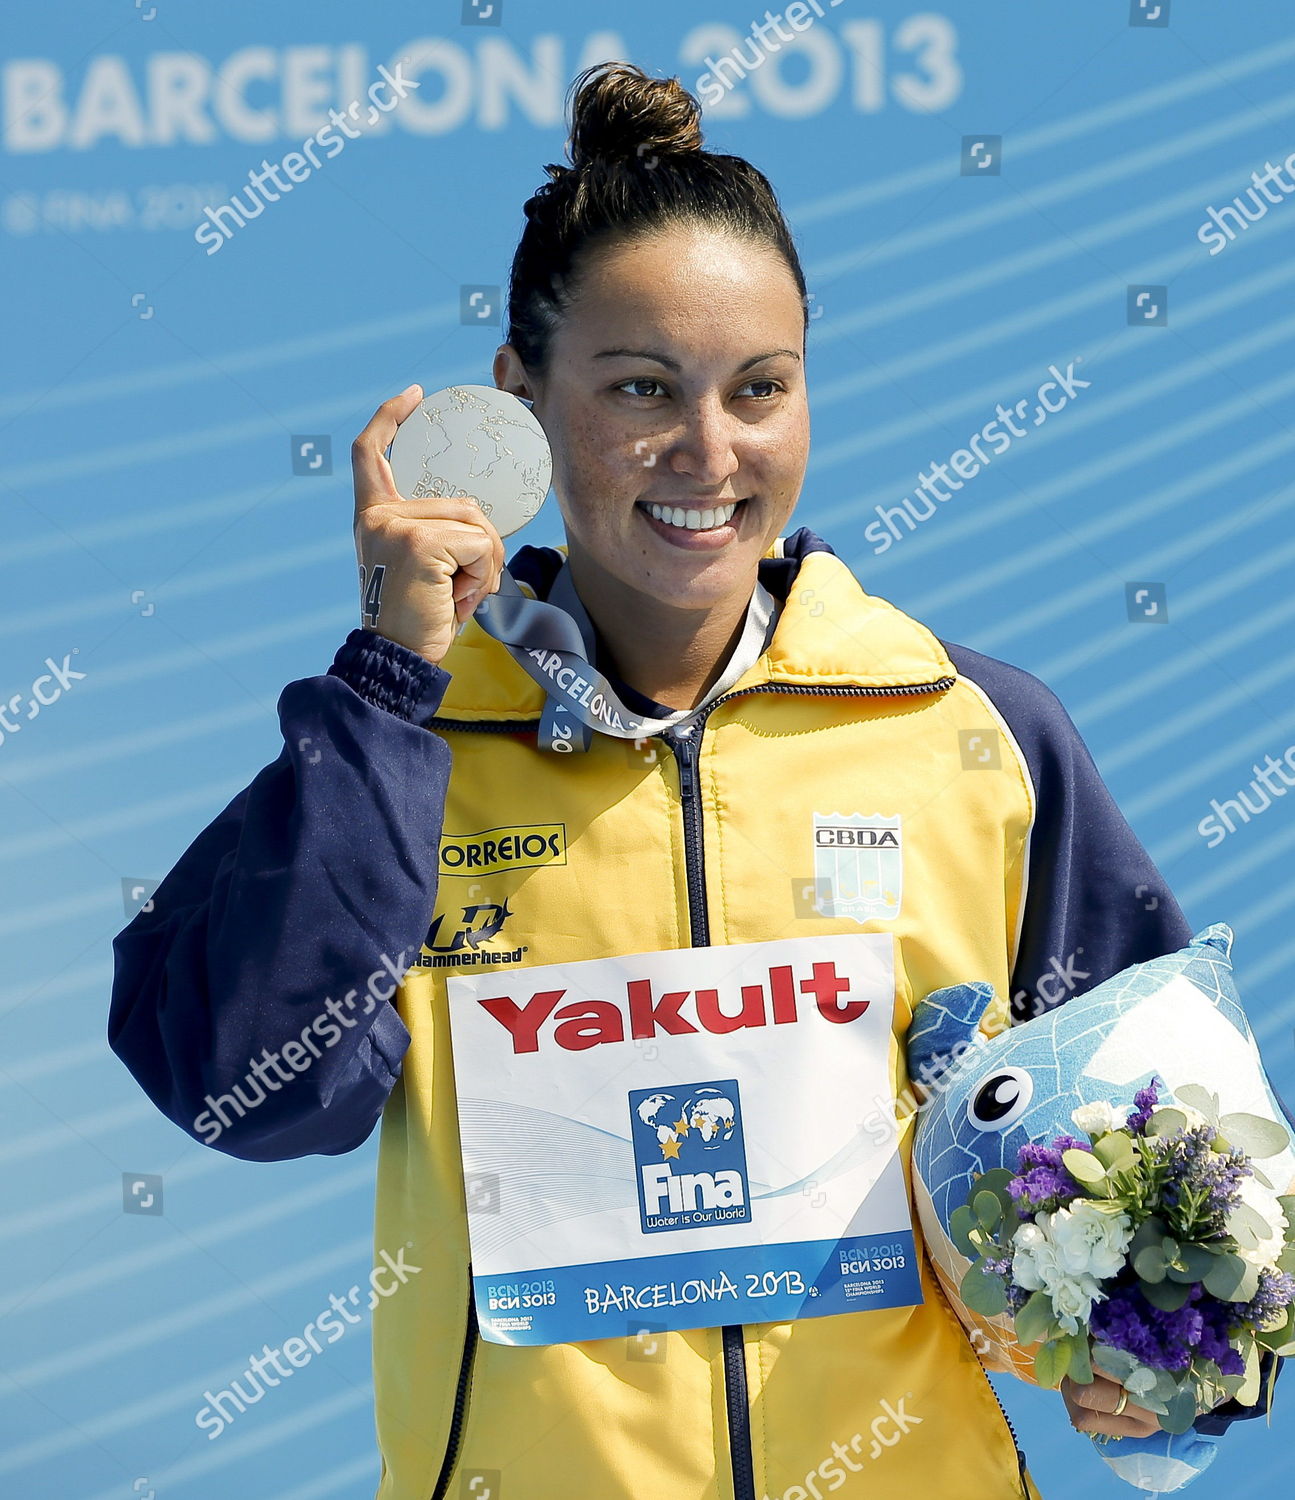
[505,61,809,373]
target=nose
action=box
[667,396,741,487]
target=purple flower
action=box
[1007,1135,1088,1214]
[1090,1276,1247,1377]
[1240,1268,1295,1329]
[1127,1076,1162,1134]
[1152,1125,1249,1231]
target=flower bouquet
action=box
[952,1076,1295,1432]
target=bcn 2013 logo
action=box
[629,1080,752,1235]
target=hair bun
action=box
[563,61,703,172]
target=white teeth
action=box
[645,501,739,531]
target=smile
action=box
[639,499,744,532]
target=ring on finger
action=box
[1112,1388,1129,1417]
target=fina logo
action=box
[629,1080,751,1235]
[812,812,902,923]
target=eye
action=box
[737,379,782,400]
[616,378,667,399]
[967,1068,1034,1132]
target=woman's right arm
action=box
[108,632,452,1161]
[108,385,505,1162]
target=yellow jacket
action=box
[376,541,1046,1500]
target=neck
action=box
[565,554,755,712]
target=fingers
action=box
[1061,1375,1161,1440]
[351,384,423,514]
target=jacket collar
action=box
[432,526,957,723]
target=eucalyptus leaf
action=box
[974,1190,1003,1232]
[1226,1203,1268,1250]
[1161,1385,1200,1435]
[1134,1245,1168,1283]
[1250,1163,1273,1189]
[960,1260,1008,1317]
[1066,1333,1093,1384]
[1206,1254,1254,1302]
[950,1204,980,1259]
[1130,1217,1169,1256]
[1061,1148,1108,1187]
[1169,1243,1219,1282]
[1146,1108,1188,1137]
[1220,1113,1290,1160]
[1093,1133,1136,1172]
[1278,1243,1295,1275]
[977,1166,1016,1194]
[1034,1338,1071,1388]
[1090,1344,1139,1382]
[1013,1289,1056,1347]
[1173,1085,1221,1126]
[1141,1277,1193,1312]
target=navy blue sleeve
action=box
[944,641,1281,1431]
[107,628,452,1163]
[942,642,1193,1020]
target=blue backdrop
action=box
[2,2,1293,1496]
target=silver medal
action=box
[388,383,552,539]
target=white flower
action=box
[1049,1271,1104,1336]
[1045,1200,1134,1281]
[1174,1102,1211,1131]
[1071,1100,1120,1137]
[1236,1172,1289,1268]
[1012,1219,1063,1292]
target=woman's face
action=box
[494,225,810,614]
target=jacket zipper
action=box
[429,1283,479,1500]
[429,675,954,1500]
[971,1346,1030,1496]
[664,719,758,1500]
[422,676,956,740]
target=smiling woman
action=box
[108,58,1263,1500]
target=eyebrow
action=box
[592,347,802,373]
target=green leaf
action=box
[1174,1085,1221,1126]
[1220,1113,1290,1160]
[1013,1289,1057,1347]
[1146,1108,1188,1137]
[1141,1277,1193,1312]
[1167,1243,1219,1282]
[974,1190,1003,1232]
[1161,1384,1200,1435]
[1250,1163,1274,1189]
[1257,1308,1295,1351]
[1130,1216,1169,1256]
[950,1204,980,1258]
[1277,1194,1295,1227]
[1203,1253,1260,1303]
[1061,1148,1108,1187]
[1091,1344,1139,1382]
[1034,1338,1072,1388]
[1066,1332,1093,1384]
[1277,1243,1295,1275]
[1093,1133,1137,1172]
[960,1260,1008,1317]
[977,1166,1016,1193]
[1226,1202,1269,1250]
[1134,1245,1168,1283]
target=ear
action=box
[907,981,997,1083]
